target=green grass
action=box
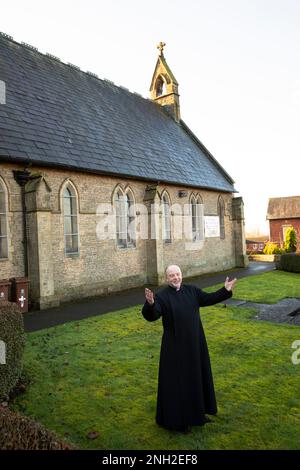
[13,270,300,450]
[206,269,300,303]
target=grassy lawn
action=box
[12,270,300,450]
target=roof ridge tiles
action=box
[86,71,99,78]
[0,31,150,103]
[0,32,13,40]
[67,62,81,70]
[45,52,61,62]
[21,41,38,52]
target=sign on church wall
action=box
[204,216,220,238]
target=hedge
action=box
[0,406,73,450]
[277,253,300,273]
[0,301,26,399]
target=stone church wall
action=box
[0,162,245,309]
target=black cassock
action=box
[142,284,232,430]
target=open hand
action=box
[224,276,237,291]
[145,288,155,305]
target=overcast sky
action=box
[1,0,299,235]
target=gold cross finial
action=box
[157,41,166,56]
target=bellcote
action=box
[149,42,181,122]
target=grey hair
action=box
[165,264,182,275]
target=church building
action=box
[0,33,247,310]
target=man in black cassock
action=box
[142,264,237,432]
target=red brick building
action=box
[267,196,300,250]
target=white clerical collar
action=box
[168,284,183,292]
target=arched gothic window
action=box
[190,195,204,242]
[162,193,171,243]
[114,189,136,248]
[0,179,8,259]
[156,75,167,97]
[63,184,79,254]
[218,197,225,239]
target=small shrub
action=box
[278,253,300,273]
[283,227,297,253]
[263,242,283,255]
[0,406,73,450]
[0,302,26,400]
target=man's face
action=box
[166,265,182,289]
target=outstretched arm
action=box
[195,277,237,307]
[142,288,163,322]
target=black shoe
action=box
[196,416,214,427]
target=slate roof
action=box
[0,33,235,192]
[267,196,300,220]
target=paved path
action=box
[24,261,275,333]
[223,296,300,325]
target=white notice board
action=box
[204,216,220,238]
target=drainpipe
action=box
[13,169,31,277]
